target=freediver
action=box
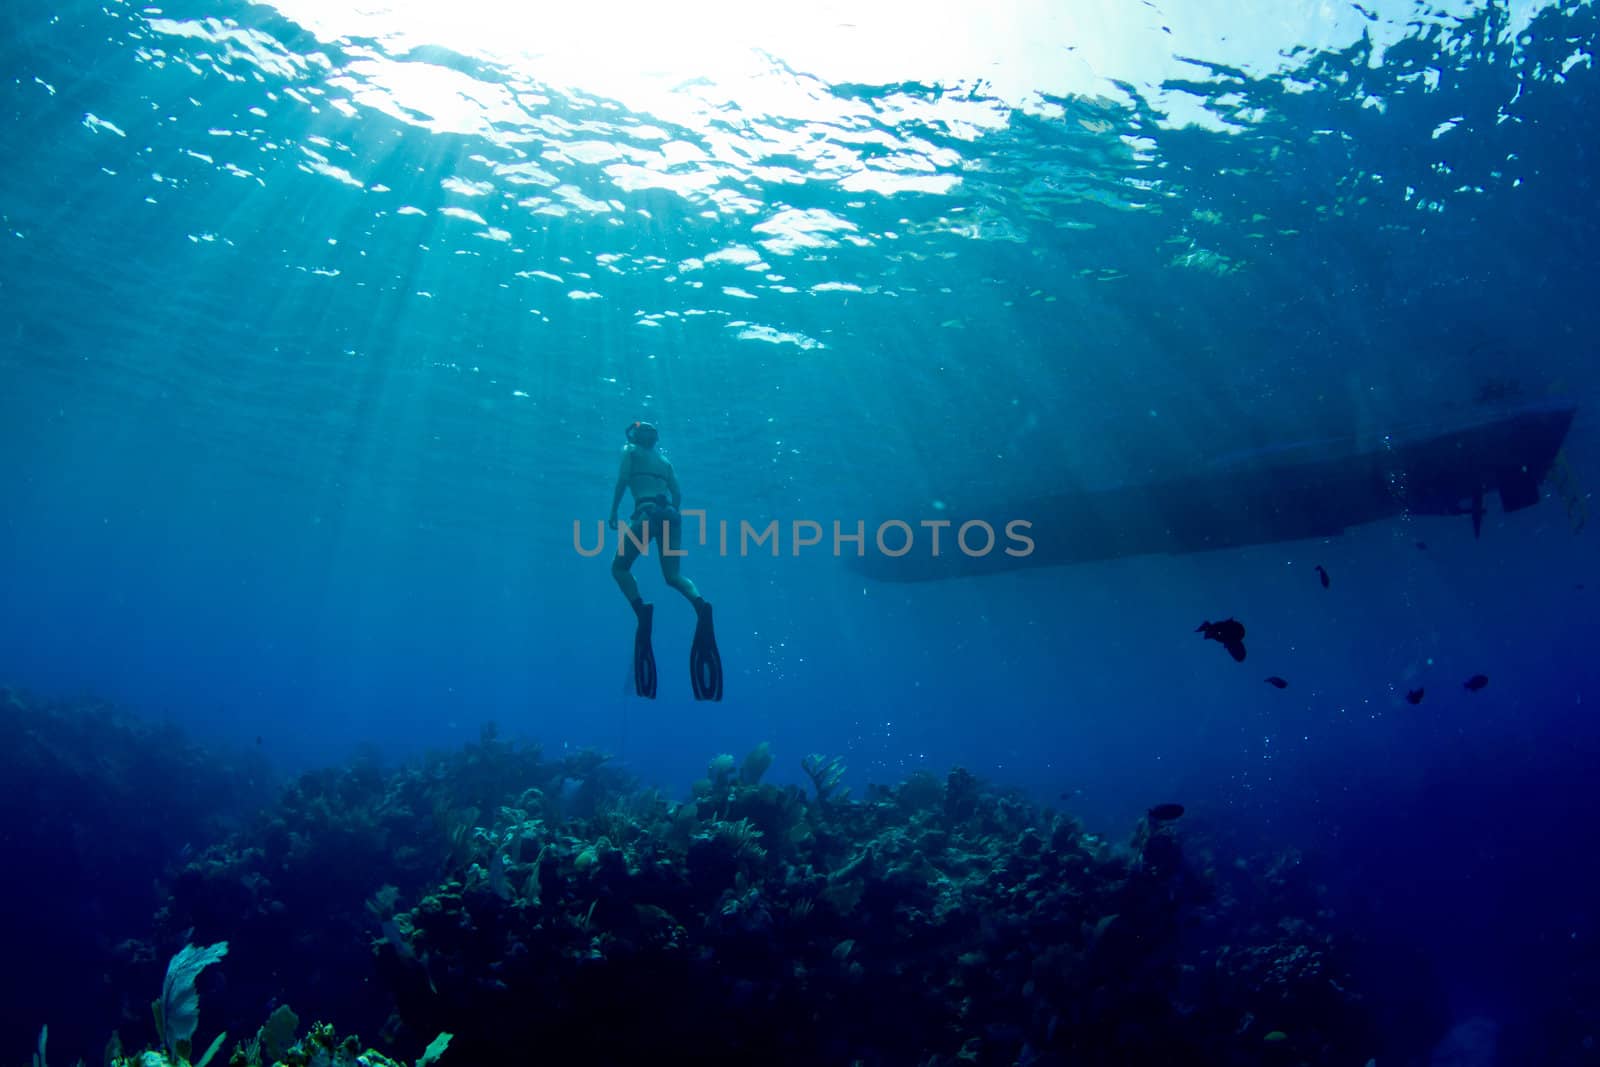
[607,420,722,701]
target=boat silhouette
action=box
[850,403,1578,582]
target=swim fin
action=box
[633,601,657,699]
[690,599,723,701]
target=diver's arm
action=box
[608,446,632,526]
[667,464,682,509]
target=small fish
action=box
[1405,688,1424,705]
[1147,803,1186,822]
[1416,541,1428,551]
[1265,676,1288,689]
[1196,618,1247,662]
[1315,564,1330,588]
[1463,674,1489,692]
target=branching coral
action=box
[800,753,849,806]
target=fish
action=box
[1315,564,1330,588]
[1196,618,1247,662]
[1416,541,1428,551]
[1463,674,1489,692]
[1147,803,1186,822]
[1405,688,1424,705]
[1265,676,1288,689]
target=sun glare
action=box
[251,0,1556,139]
[257,0,1111,128]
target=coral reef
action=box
[15,714,1385,1067]
[149,724,632,1046]
[91,944,449,1067]
[364,751,1375,1065]
[0,688,274,1056]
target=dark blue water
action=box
[3,0,1598,1061]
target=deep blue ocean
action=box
[3,0,1598,1063]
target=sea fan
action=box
[154,941,229,1061]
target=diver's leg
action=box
[657,521,720,700]
[615,523,656,697]
[684,567,721,701]
[657,516,703,604]
[660,549,702,604]
[612,525,644,605]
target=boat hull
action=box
[849,404,1578,582]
